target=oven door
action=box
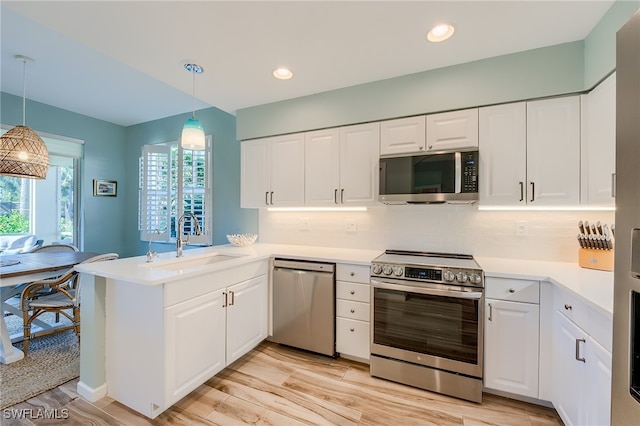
[371,278,483,378]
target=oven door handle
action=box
[371,279,483,300]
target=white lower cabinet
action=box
[335,263,371,361]
[552,288,612,426]
[484,278,540,398]
[106,260,268,419]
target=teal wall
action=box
[1,92,127,255]
[237,0,640,141]
[584,0,640,88]
[124,107,257,257]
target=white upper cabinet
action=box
[526,96,581,205]
[241,134,305,208]
[380,116,426,156]
[339,123,380,205]
[426,108,479,152]
[581,72,616,207]
[305,123,379,206]
[479,96,581,206]
[479,102,527,205]
[304,128,341,206]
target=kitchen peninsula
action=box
[75,243,612,421]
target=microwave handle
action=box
[454,152,462,194]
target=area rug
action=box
[0,312,79,409]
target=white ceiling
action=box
[1,1,614,127]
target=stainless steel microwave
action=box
[378,150,479,204]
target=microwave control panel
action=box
[462,152,479,193]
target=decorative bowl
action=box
[226,233,258,247]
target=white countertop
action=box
[476,256,613,317]
[76,243,612,316]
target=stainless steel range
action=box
[370,250,484,403]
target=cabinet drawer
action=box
[485,277,539,304]
[554,286,588,331]
[336,264,370,283]
[336,299,370,322]
[588,307,613,353]
[336,281,370,303]
[336,317,370,360]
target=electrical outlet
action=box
[515,220,528,237]
[299,217,310,230]
[345,219,357,233]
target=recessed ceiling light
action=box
[427,23,455,42]
[273,67,293,80]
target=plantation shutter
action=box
[177,135,212,245]
[139,144,172,241]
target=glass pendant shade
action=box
[181,117,206,150]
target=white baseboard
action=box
[77,381,107,402]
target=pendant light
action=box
[181,63,205,150]
[0,55,49,179]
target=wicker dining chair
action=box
[19,253,119,354]
[30,243,79,253]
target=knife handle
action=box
[579,221,585,234]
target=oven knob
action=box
[393,266,404,277]
[443,270,455,282]
[372,264,382,275]
[456,272,468,283]
[382,265,393,275]
[470,273,482,285]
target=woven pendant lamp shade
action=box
[0,125,49,179]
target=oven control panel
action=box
[371,263,483,287]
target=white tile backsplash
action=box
[258,205,615,262]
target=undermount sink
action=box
[142,253,244,271]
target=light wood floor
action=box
[4,341,563,425]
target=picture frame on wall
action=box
[93,179,117,197]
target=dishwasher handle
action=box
[273,259,335,273]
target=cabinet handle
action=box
[334,189,339,204]
[349,290,355,295]
[229,291,235,306]
[270,192,274,205]
[265,192,269,206]
[488,303,493,321]
[612,173,616,198]
[575,338,586,362]
[349,328,355,332]
[350,272,355,277]
[508,288,515,294]
[519,182,524,202]
[530,182,535,202]
[350,309,355,314]
[341,189,344,203]
[222,292,228,307]
[564,304,572,311]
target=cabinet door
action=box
[226,275,268,365]
[339,123,380,205]
[305,128,341,206]
[479,103,527,205]
[553,310,588,426]
[585,336,612,426]
[240,139,271,208]
[165,289,226,404]
[484,299,539,398]
[582,73,616,206]
[426,108,479,152]
[270,133,305,206]
[380,116,426,156]
[527,96,581,205]
[336,317,370,360]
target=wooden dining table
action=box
[0,251,99,364]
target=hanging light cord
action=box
[191,68,196,120]
[21,58,27,126]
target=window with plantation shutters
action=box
[139,135,212,245]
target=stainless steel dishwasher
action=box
[271,258,336,357]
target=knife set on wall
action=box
[577,220,614,272]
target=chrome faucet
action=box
[146,228,161,263]
[176,213,202,257]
